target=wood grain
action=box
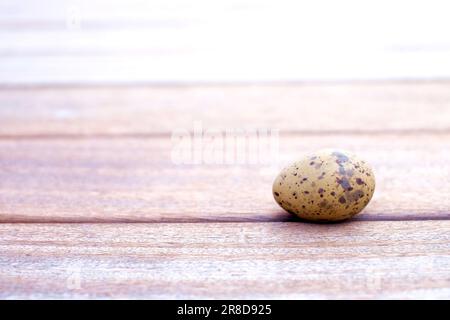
[1,83,450,136]
[0,221,448,299]
[0,82,449,299]
[0,133,449,222]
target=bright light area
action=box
[1,0,450,83]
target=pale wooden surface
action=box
[1,222,449,299]
[0,82,449,299]
[1,83,450,136]
[0,134,449,222]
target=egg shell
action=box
[273,149,375,222]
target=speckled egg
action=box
[273,150,375,222]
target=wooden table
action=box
[0,82,449,299]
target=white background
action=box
[1,0,450,83]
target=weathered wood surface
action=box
[0,133,449,222]
[0,83,449,299]
[1,83,450,136]
[0,222,449,299]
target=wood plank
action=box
[0,221,448,299]
[1,83,450,135]
[0,133,448,222]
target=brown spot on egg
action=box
[319,200,328,208]
[347,190,365,202]
[336,177,352,190]
[332,151,349,164]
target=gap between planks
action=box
[2,215,450,224]
[0,128,449,140]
